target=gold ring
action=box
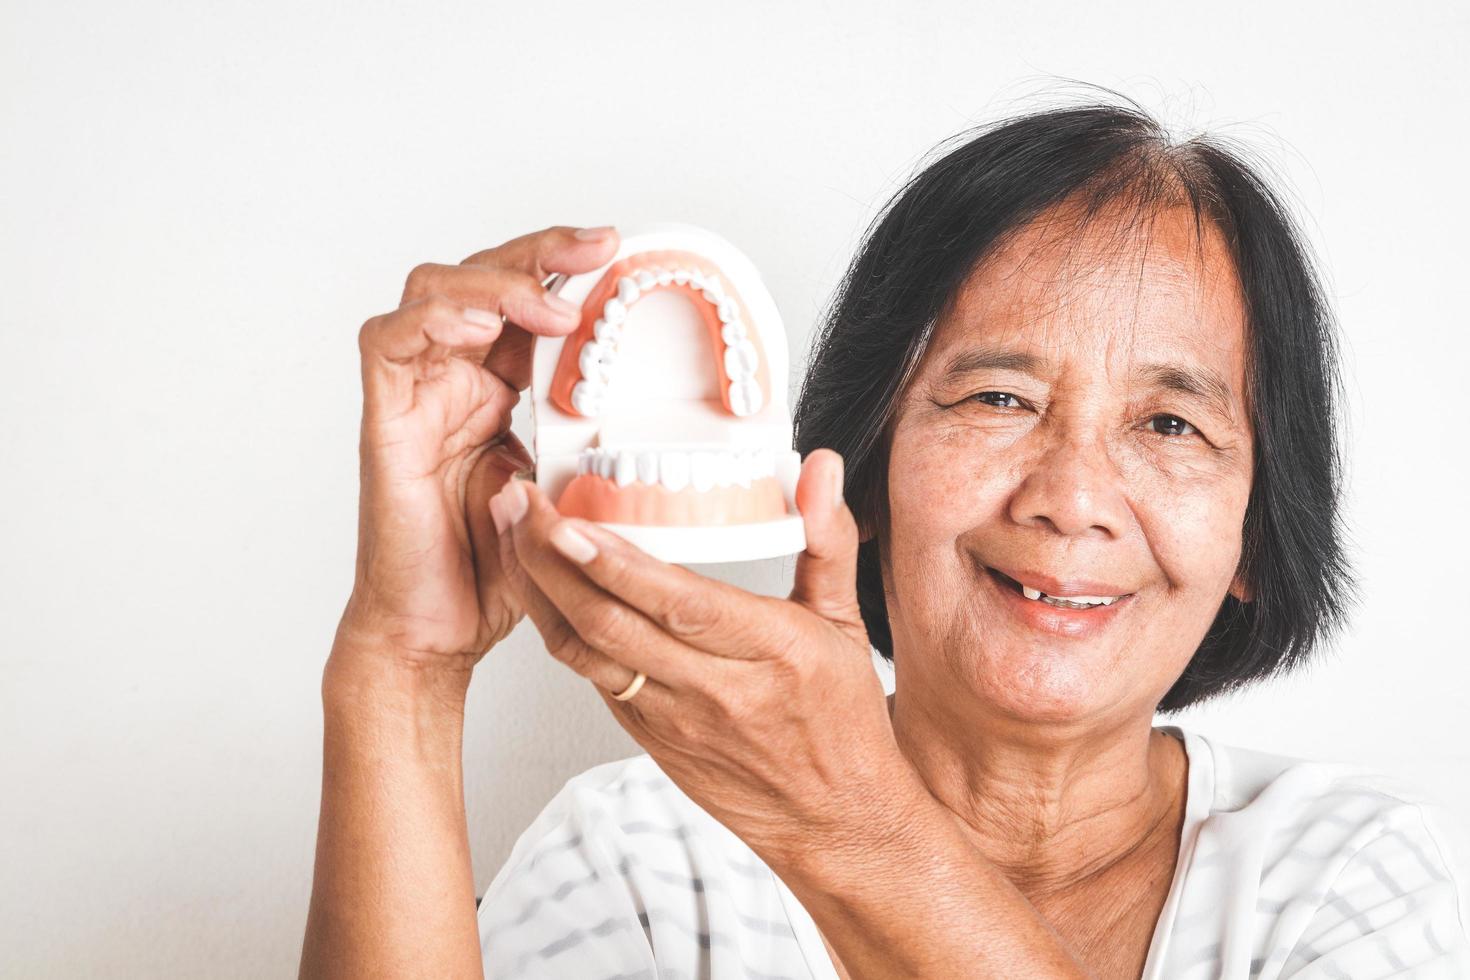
[611,671,647,702]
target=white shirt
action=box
[478,725,1470,978]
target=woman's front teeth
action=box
[577,447,776,492]
[1019,584,1123,608]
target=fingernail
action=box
[502,480,528,525]
[544,292,582,319]
[490,491,508,534]
[462,306,503,330]
[830,456,846,509]
[574,226,615,241]
[549,522,598,564]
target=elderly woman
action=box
[299,104,1469,979]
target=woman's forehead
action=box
[932,203,1250,374]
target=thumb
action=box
[789,449,864,633]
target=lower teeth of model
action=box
[577,446,775,491]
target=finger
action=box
[461,225,620,281]
[400,263,582,338]
[467,227,620,390]
[358,296,503,419]
[491,480,681,707]
[536,504,782,662]
[482,324,536,392]
[788,449,865,634]
[464,433,533,637]
[504,482,714,687]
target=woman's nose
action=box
[1006,431,1129,539]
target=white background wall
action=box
[2,0,1466,975]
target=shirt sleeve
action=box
[1279,800,1470,978]
[477,781,657,980]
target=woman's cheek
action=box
[1126,455,1249,597]
[893,424,1019,541]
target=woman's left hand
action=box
[488,449,911,864]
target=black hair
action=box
[792,97,1359,714]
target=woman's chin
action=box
[951,638,1123,727]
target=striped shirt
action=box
[477,725,1470,978]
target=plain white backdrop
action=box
[3,0,1467,975]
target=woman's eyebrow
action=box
[937,344,1047,382]
[936,345,1238,420]
[1137,363,1238,421]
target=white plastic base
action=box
[592,514,806,565]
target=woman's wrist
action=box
[324,628,475,720]
[320,646,472,785]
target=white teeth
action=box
[579,341,612,383]
[592,317,620,344]
[1017,582,1122,607]
[575,447,781,492]
[570,380,605,417]
[616,276,640,306]
[734,450,753,487]
[614,450,637,487]
[1041,595,1117,609]
[636,451,659,485]
[690,451,717,492]
[723,340,759,380]
[571,263,762,417]
[729,379,764,416]
[723,345,744,380]
[659,451,690,491]
[715,452,737,488]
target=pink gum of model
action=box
[548,248,772,419]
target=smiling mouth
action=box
[986,567,1134,610]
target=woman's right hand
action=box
[333,225,621,675]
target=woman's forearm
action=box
[298,643,482,979]
[773,780,1093,980]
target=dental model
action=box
[530,224,806,563]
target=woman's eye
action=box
[1149,414,1198,437]
[971,391,1023,409]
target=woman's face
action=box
[881,202,1254,727]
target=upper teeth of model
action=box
[1019,584,1123,607]
[576,446,776,492]
[568,267,764,419]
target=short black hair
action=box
[793,96,1359,714]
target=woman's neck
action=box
[888,682,1187,901]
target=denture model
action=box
[530,224,806,564]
